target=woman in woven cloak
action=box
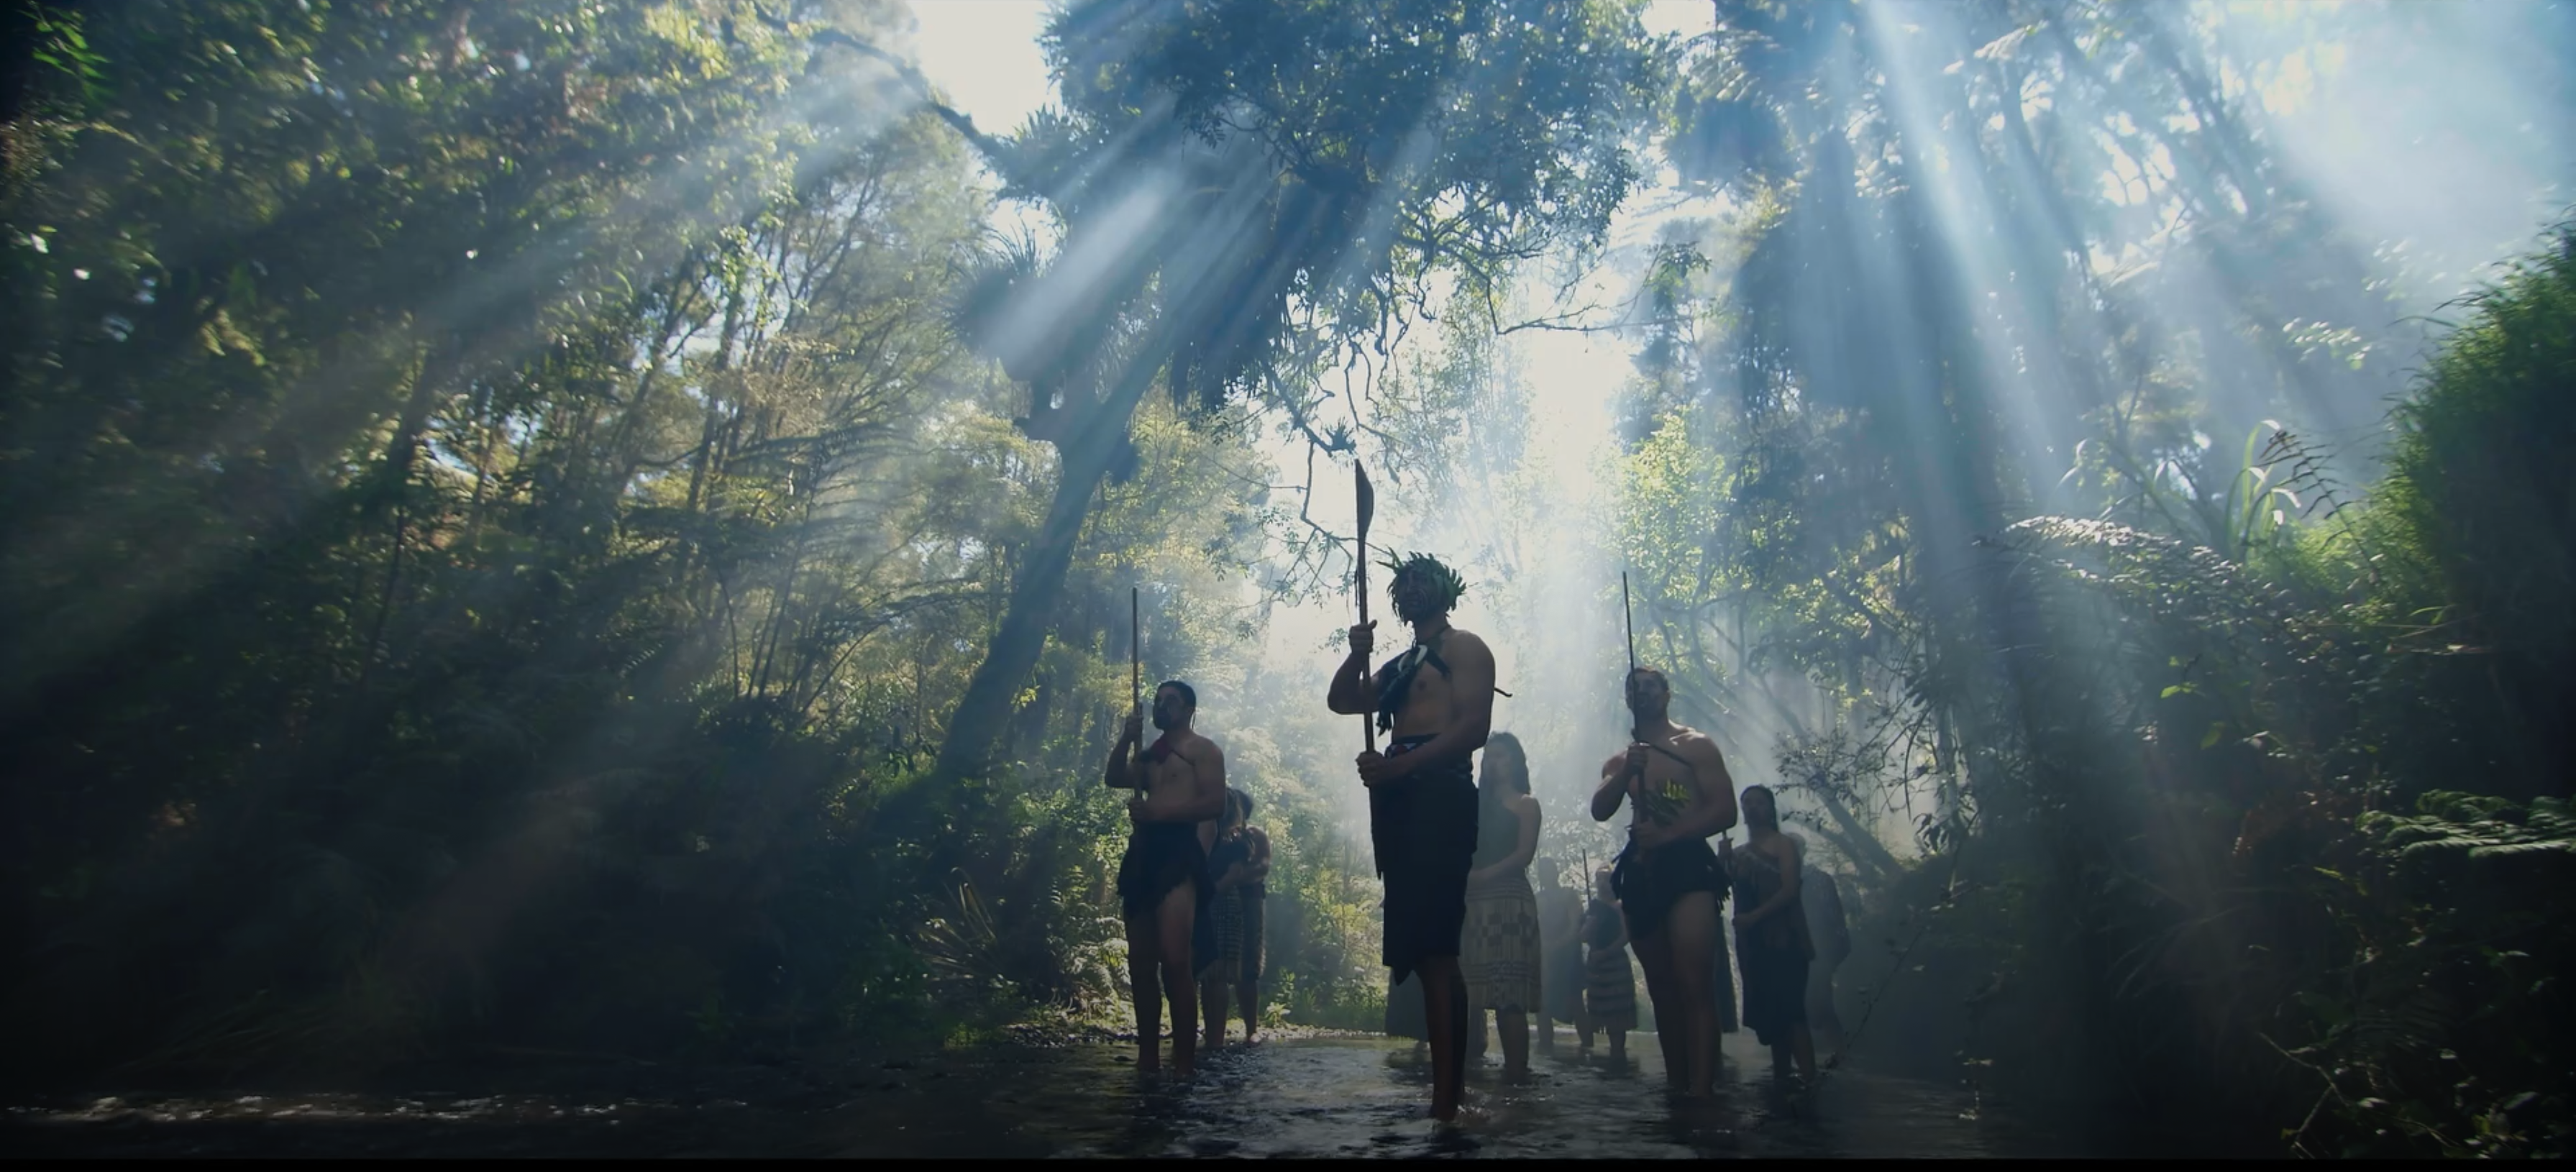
[1458,733,1542,1080]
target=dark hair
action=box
[1156,679,1196,708]
[1383,551,1467,614]
[1235,789,1256,820]
[1480,732,1531,796]
[1742,783,1778,828]
[1627,667,1668,690]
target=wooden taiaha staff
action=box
[1131,585,1142,723]
[1621,571,1638,678]
[1622,570,1640,736]
[1622,571,1645,807]
[1355,461,1378,755]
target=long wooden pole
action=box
[1131,585,1142,720]
[1622,571,1640,746]
[1356,462,1377,755]
[1621,571,1637,677]
[1621,573,1643,810]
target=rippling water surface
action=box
[853,1030,2072,1160]
[6,1028,2084,1158]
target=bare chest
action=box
[1145,746,1199,798]
[1387,662,1456,736]
[1633,751,1699,825]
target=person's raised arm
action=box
[1591,754,1633,822]
[1369,633,1494,782]
[1325,621,1379,715]
[1104,709,1144,789]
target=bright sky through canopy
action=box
[907,1,1056,133]
[9,1,2573,1151]
[903,0,1699,678]
[908,0,1713,132]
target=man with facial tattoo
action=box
[1105,679,1229,1077]
[1327,552,1497,1124]
[1591,667,1739,1099]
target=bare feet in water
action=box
[1438,1099,1494,1130]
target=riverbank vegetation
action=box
[2,0,2566,1156]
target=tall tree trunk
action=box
[930,343,1166,786]
[678,287,744,613]
[355,342,458,692]
[1807,786,1903,888]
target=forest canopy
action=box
[0,0,2568,1158]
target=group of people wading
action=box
[1107,551,1850,1123]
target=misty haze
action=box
[1,0,2569,1159]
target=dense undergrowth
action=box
[1800,226,2576,1158]
[0,2,2567,1160]
[0,0,1402,1088]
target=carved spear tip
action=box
[1354,461,1375,531]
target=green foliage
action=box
[0,8,2565,1160]
[23,5,108,114]
[930,0,1676,784]
[2275,792,2576,1158]
[0,0,1316,1081]
[2381,224,2576,796]
[1612,0,2572,1153]
[0,0,1409,1073]
[1972,226,2576,1154]
[1048,0,1671,357]
[2364,794,2576,866]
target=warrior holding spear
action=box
[1591,577,1739,1100]
[1105,592,1228,1078]
[1326,466,1497,1123]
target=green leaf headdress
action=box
[1380,551,1468,613]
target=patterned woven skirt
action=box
[1198,886,1244,982]
[1461,869,1542,1012]
[1585,944,1638,1031]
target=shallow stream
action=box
[6,1025,2094,1158]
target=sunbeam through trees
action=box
[1,0,2570,1159]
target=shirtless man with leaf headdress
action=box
[1326,551,1496,1124]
